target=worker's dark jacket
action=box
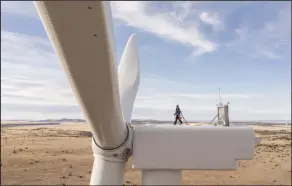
[174,107,181,117]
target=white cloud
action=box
[1,31,57,68]
[199,12,223,31]
[1,2,291,121]
[110,1,217,56]
[1,76,76,106]
[1,30,290,121]
[169,1,196,24]
[163,93,260,99]
[226,5,291,60]
[1,30,79,120]
[1,1,39,19]
[2,1,290,61]
[256,49,281,59]
[1,1,219,57]
[247,108,290,115]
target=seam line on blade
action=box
[92,124,130,150]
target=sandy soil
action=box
[1,123,291,185]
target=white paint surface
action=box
[142,170,181,185]
[118,34,140,124]
[34,2,140,186]
[90,154,125,185]
[132,125,255,170]
[34,1,126,149]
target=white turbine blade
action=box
[34,1,127,149]
[118,34,140,124]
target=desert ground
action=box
[1,123,291,185]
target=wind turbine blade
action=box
[34,1,127,149]
[118,34,140,124]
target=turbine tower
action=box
[34,1,260,185]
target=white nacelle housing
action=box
[132,125,256,170]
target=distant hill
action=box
[2,118,290,125]
[29,118,85,123]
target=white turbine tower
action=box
[34,1,260,185]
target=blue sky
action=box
[1,1,291,121]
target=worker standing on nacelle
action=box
[173,104,183,125]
